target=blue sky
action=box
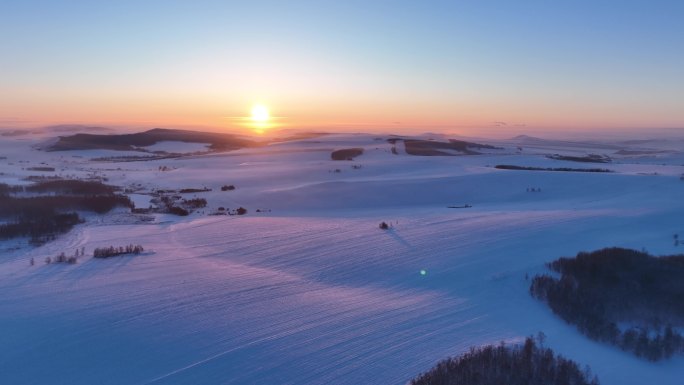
[1,1,683,135]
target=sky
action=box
[1,0,683,137]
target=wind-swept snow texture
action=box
[1,133,683,384]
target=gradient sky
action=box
[1,0,683,136]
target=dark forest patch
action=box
[0,180,132,245]
[403,139,501,156]
[410,336,599,385]
[25,179,119,195]
[26,166,56,172]
[331,148,364,160]
[530,247,684,361]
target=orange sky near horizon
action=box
[3,92,682,138]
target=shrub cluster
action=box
[182,198,207,209]
[43,248,86,265]
[179,187,211,193]
[157,194,208,216]
[212,206,248,215]
[167,206,189,216]
[52,252,77,264]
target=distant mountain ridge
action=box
[511,134,625,150]
[44,124,112,133]
[45,128,258,152]
[396,138,503,156]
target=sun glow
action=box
[248,104,271,135]
[251,104,270,122]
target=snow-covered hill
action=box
[1,132,683,384]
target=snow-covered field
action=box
[1,132,683,384]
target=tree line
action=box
[495,165,612,173]
[93,244,144,258]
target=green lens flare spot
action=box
[420,269,427,276]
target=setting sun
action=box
[251,104,270,122]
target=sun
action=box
[244,103,275,135]
[251,104,270,122]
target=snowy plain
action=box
[0,132,683,384]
